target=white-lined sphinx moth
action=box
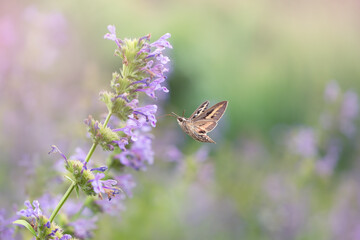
[171,100,228,143]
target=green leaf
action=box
[13,220,37,237]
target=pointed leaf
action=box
[13,220,37,237]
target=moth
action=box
[171,100,228,143]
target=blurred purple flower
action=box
[315,139,342,176]
[37,194,61,217]
[195,145,210,162]
[0,209,15,239]
[340,90,359,137]
[115,135,154,170]
[55,235,72,240]
[69,217,97,239]
[95,198,126,216]
[288,127,317,158]
[330,182,360,240]
[165,145,183,162]
[70,147,87,163]
[115,174,136,198]
[113,137,129,151]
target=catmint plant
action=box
[13,25,172,239]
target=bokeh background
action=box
[1,0,360,239]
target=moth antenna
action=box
[182,110,185,117]
[171,112,181,118]
[159,112,179,118]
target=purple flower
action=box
[135,78,169,99]
[150,33,172,49]
[113,137,129,151]
[340,90,359,137]
[316,139,342,176]
[47,228,59,237]
[132,33,172,99]
[133,104,158,127]
[48,145,68,164]
[165,145,183,162]
[91,166,108,172]
[104,25,122,48]
[37,194,61,217]
[89,173,105,194]
[69,217,97,239]
[115,116,147,141]
[114,104,157,141]
[115,135,154,170]
[58,235,72,240]
[88,173,119,199]
[0,209,15,239]
[17,200,42,219]
[288,127,317,158]
[195,145,210,162]
[70,147,87,163]
[115,174,136,198]
[45,221,51,228]
[95,199,126,216]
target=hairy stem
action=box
[48,111,112,223]
[49,182,76,223]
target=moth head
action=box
[176,117,186,124]
[168,112,185,124]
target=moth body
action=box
[172,100,228,144]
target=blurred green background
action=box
[1,0,360,239]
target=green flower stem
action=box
[49,181,76,223]
[85,142,98,164]
[49,111,113,223]
[103,111,112,129]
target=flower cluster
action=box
[16,200,75,240]
[12,25,172,239]
[286,80,359,176]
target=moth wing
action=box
[189,101,210,120]
[194,101,228,121]
[193,120,218,133]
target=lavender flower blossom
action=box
[14,25,172,239]
[88,173,119,200]
[115,135,154,170]
[0,209,15,239]
[17,200,42,219]
[103,25,122,48]
[340,90,359,137]
[288,127,317,158]
[115,174,136,198]
[69,217,97,239]
[95,198,126,216]
[316,139,342,176]
[88,173,106,194]
[49,145,68,164]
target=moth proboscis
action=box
[170,100,228,143]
